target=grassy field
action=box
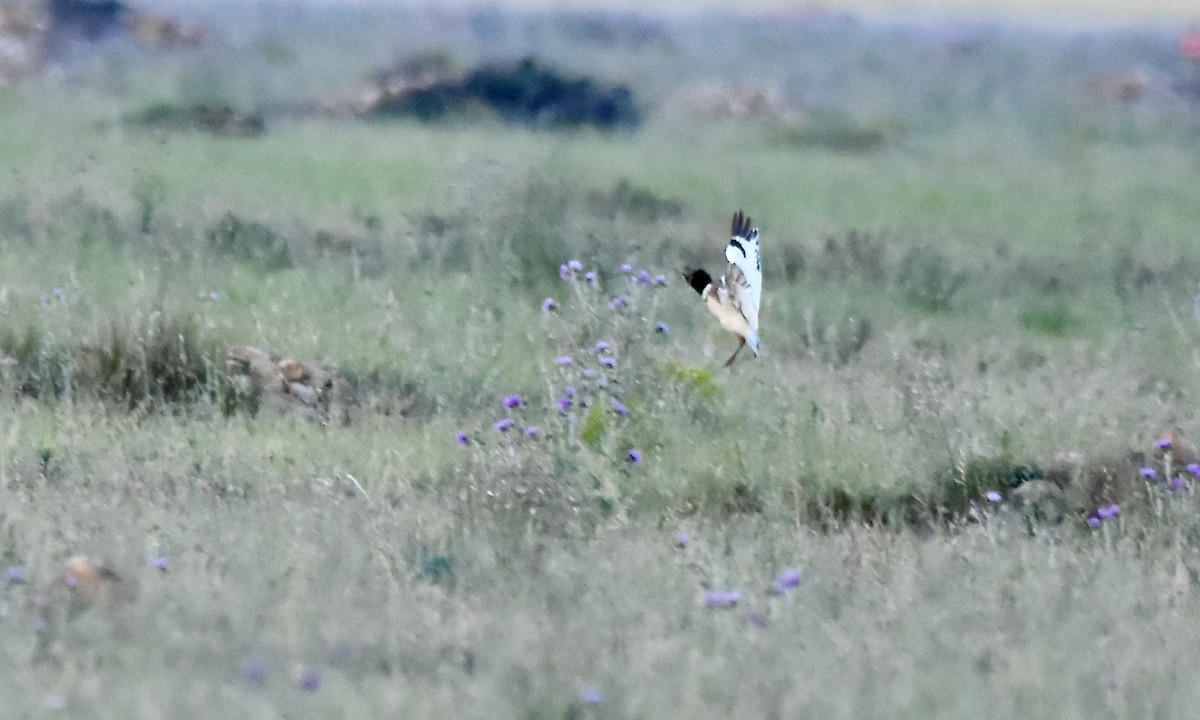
[3,3,1200,717]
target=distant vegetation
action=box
[368,55,642,130]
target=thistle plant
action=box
[540,257,671,459]
[453,258,672,529]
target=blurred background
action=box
[6,4,1200,717]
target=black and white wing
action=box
[723,210,762,331]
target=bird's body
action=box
[683,210,763,367]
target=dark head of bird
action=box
[682,267,713,295]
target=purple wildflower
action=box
[1188,463,1200,477]
[149,556,168,571]
[564,386,575,397]
[592,341,610,352]
[567,260,583,272]
[455,431,469,448]
[582,368,596,378]
[637,270,652,284]
[608,296,627,311]
[653,274,667,285]
[503,394,522,409]
[493,418,514,431]
[542,297,557,313]
[1170,475,1187,491]
[298,669,321,692]
[1087,516,1100,527]
[1096,504,1120,519]
[585,271,597,286]
[1139,467,1157,479]
[556,396,571,412]
[241,658,267,685]
[984,490,1002,503]
[524,426,541,437]
[1156,437,1173,450]
[559,264,570,280]
[619,263,633,273]
[554,355,573,365]
[5,566,25,584]
[52,287,63,297]
[578,687,604,706]
[655,321,669,334]
[611,399,629,416]
[773,569,803,592]
[704,590,742,607]
[627,448,642,464]
[676,532,690,547]
[600,356,616,368]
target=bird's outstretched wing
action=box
[723,210,761,330]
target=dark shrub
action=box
[370,55,641,131]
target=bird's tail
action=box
[746,330,761,356]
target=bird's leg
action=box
[723,337,746,368]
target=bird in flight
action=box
[682,210,762,367]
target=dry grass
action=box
[2,3,1200,717]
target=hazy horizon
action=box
[134,0,1200,23]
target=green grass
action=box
[3,5,1200,718]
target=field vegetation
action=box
[2,3,1200,717]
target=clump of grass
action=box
[800,312,872,366]
[662,361,719,401]
[132,176,165,235]
[770,114,906,153]
[502,179,574,288]
[85,315,224,407]
[0,314,237,409]
[681,469,763,517]
[74,200,126,248]
[1111,245,1195,299]
[336,369,436,419]
[207,213,293,271]
[1019,300,1080,336]
[127,102,265,137]
[578,404,608,449]
[813,229,890,283]
[801,456,1045,531]
[931,456,1043,517]
[896,245,967,312]
[802,485,925,529]
[586,179,685,222]
[0,324,71,399]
